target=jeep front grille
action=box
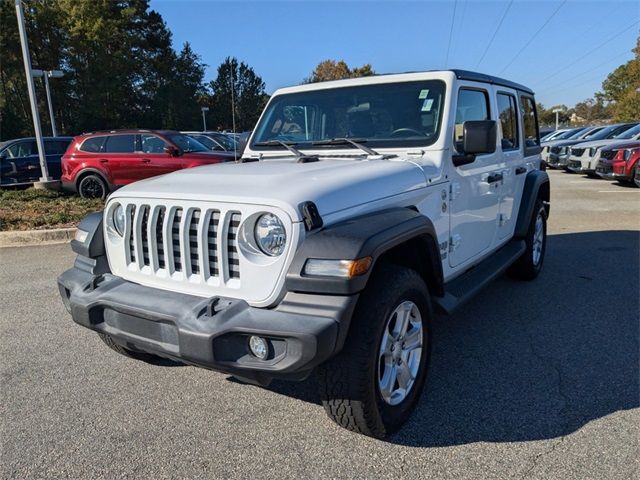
[125,203,242,282]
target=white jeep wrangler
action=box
[59,70,550,438]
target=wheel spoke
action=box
[379,332,394,356]
[397,362,413,390]
[403,328,422,352]
[379,364,397,400]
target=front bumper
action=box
[566,159,584,172]
[58,266,357,384]
[547,153,570,168]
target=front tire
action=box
[317,265,432,438]
[508,199,547,280]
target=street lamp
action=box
[32,69,64,137]
[552,108,563,130]
[15,0,52,185]
[201,106,209,131]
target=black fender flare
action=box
[515,170,550,238]
[285,208,444,296]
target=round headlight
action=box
[254,213,286,256]
[112,204,125,236]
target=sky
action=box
[152,0,640,108]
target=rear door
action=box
[448,85,502,268]
[138,134,182,177]
[495,89,529,239]
[0,140,38,185]
[103,134,143,185]
[43,140,71,180]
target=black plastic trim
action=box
[515,170,550,238]
[451,69,534,95]
[286,208,443,295]
[71,212,105,259]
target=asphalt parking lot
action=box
[1,169,638,480]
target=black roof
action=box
[0,136,73,147]
[449,69,534,95]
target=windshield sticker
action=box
[421,98,434,112]
[418,89,429,99]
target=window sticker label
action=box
[421,98,434,112]
[418,89,430,99]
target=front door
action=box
[0,140,38,185]
[138,134,182,178]
[448,85,501,268]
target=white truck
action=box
[58,70,550,438]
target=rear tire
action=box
[78,173,108,199]
[508,199,547,281]
[317,265,432,438]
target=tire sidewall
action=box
[529,202,547,274]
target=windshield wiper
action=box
[312,138,380,156]
[253,140,319,162]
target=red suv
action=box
[61,130,236,198]
[595,141,640,187]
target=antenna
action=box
[230,62,237,160]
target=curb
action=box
[0,228,76,248]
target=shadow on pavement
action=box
[255,230,640,446]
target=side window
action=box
[44,140,70,155]
[105,135,136,153]
[80,136,106,153]
[454,89,490,152]
[140,134,168,154]
[6,141,36,158]
[520,96,539,148]
[497,93,519,151]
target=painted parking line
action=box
[598,190,639,193]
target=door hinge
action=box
[449,182,461,200]
[449,234,462,253]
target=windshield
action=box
[210,133,237,151]
[251,80,446,150]
[614,123,640,139]
[168,134,209,153]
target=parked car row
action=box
[540,122,640,187]
[0,130,241,197]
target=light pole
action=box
[15,0,52,185]
[552,108,563,130]
[201,106,209,131]
[32,69,63,137]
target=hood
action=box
[548,139,587,148]
[570,138,629,150]
[112,157,427,222]
[601,140,640,152]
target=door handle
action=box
[487,173,503,184]
[141,158,151,163]
[515,166,527,175]
[99,159,108,163]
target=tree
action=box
[537,103,571,126]
[207,57,268,132]
[304,60,375,83]
[601,36,640,122]
[0,0,210,140]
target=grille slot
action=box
[571,148,585,156]
[228,213,241,279]
[128,205,137,262]
[207,211,220,276]
[140,206,150,266]
[601,150,616,160]
[172,208,183,272]
[189,210,200,274]
[156,207,166,269]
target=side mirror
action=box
[453,120,497,167]
[164,146,181,157]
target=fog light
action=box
[248,336,268,360]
